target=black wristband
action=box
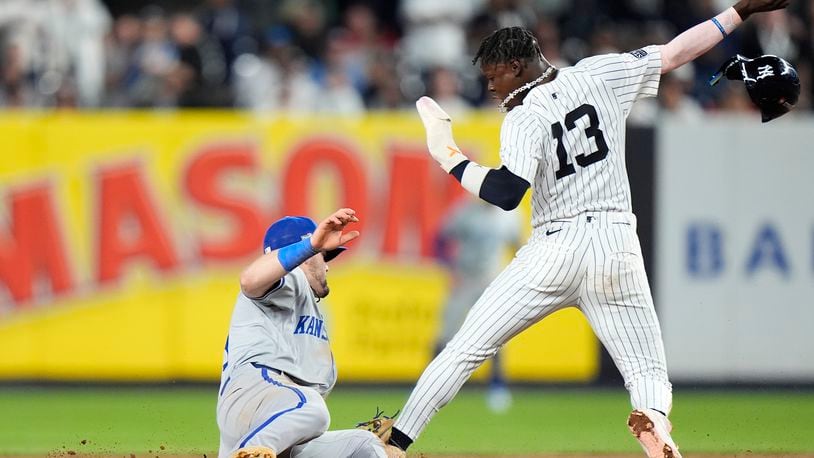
[388,427,413,451]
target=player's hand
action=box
[311,208,360,252]
[734,0,790,20]
[416,96,468,173]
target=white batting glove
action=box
[416,96,468,173]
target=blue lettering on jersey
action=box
[313,319,322,339]
[294,315,329,341]
[295,316,309,334]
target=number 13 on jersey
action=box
[552,103,610,180]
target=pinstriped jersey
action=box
[499,45,662,228]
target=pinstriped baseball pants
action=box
[394,212,672,440]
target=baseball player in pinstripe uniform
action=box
[217,208,402,458]
[386,1,790,457]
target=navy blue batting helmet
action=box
[263,216,346,262]
[710,54,800,122]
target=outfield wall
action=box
[656,117,814,383]
[1,112,811,384]
[0,112,598,382]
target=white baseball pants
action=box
[394,212,672,440]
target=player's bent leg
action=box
[239,388,330,453]
[219,368,330,457]
[394,237,584,441]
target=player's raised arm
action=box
[239,208,360,298]
[416,96,530,211]
[660,0,790,74]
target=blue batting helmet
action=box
[262,216,346,262]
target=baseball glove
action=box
[355,408,398,444]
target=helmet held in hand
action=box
[710,54,800,122]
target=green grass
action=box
[0,386,812,455]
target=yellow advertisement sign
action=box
[0,112,597,382]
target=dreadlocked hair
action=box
[472,26,543,67]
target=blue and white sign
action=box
[656,117,814,382]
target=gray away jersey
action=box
[500,45,662,227]
[221,268,336,396]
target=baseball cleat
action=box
[230,446,276,458]
[627,409,682,458]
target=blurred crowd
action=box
[0,0,812,122]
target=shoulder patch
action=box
[629,48,648,59]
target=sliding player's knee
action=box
[299,395,330,436]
